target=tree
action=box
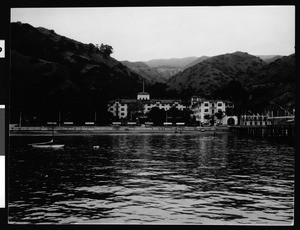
[168,106,183,123]
[215,110,225,124]
[127,101,144,121]
[88,43,96,53]
[204,114,215,126]
[147,107,166,125]
[98,43,113,57]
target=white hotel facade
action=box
[190,96,238,125]
[108,92,238,126]
[108,91,186,119]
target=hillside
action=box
[120,61,166,83]
[167,51,295,111]
[167,52,265,98]
[256,55,283,63]
[246,54,295,109]
[143,56,198,79]
[10,22,150,123]
[10,22,295,121]
[144,56,198,68]
[183,56,210,69]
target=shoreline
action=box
[10,126,230,136]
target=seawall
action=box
[10,126,230,136]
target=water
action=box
[8,133,294,224]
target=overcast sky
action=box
[11,6,295,62]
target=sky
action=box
[11,6,295,62]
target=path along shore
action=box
[10,125,230,136]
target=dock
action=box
[229,125,295,141]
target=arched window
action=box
[227,117,235,125]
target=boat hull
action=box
[31,144,64,149]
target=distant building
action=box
[191,96,237,125]
[137,92,150,100]
[107,99,134,119]
[240,105,295,126]
[107,88,186,120]
[240,115,271,126]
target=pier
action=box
[229,125,295,141]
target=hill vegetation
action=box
[167,52,265,97]
[10,22,165,124]
[183,56,210,69]
[167,51,295,112]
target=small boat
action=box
[28,123,64,149]
[200,128,206,132]
[30,143,65,149]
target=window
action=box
[217,103,222,107]
[204,103,209,107]
[204,109,209,112]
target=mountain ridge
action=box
[10,22,295,121]
[10,22,153,123]
[120,60,166,83]
[166,51,295,110]
[143,56,198,68]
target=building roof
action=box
[137,92,150,95]
[193,99,234,104]
[108,98,183,105]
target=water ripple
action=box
[9,133,294,224]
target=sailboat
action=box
[28,119,64,149]
[29,139,64,149]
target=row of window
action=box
[110,105,184,112]
[204,102,223,107]
[243,121,269,126]
[113,102,227,108]
[114,101,181,106]
[195,108,223,113]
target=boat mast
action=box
[58,110,61,127]
[19,109,22,127]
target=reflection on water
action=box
[9,133,294,224]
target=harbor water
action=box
[8,132,294,224]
